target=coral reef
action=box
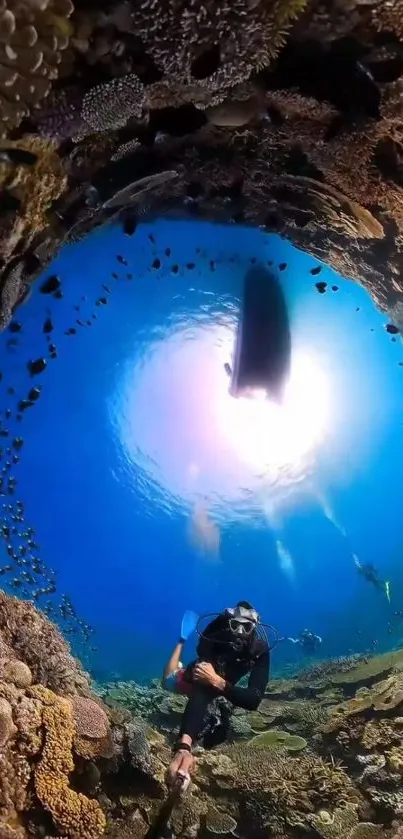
[196,742,362,837]
[0,0,402,322]
[0,591,112,839]
[0,590,91,695]
[4,591,403,839]
[3,0,403,828]
[0,0,74,135]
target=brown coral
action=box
[71,696,109,740]
[309,804,359,839]
[71,695,113,760]
[13,692,43,757]
[0,697,15,746]
[198,744,360,835]
[371,0,403,39]
[0,0,74,136]
[0,136,67,261]
[0,746,31,825]
[1,660,32,688]
[205,805,237,834]
[115,0,308,95]
[361,719,401,751]
[328,652,403,688]
[33,685,106,839]
[0,590,91,696]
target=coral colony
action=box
[2,1,403,838]
[2,592,403,838]
[1,1,403,328]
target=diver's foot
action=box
[166,749,195,787]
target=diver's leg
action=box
[179,685,217,740]
[166,686,217,786]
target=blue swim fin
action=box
[180,610,199,642]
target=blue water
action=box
[0,219,402,683]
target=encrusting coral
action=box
[33,685,106,839]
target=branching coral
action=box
[0,590,91,696]
[115,0,308,95]
[0,0,74,136]
[81,74,145,134]
[33,685,106,839]
[198,744,361,835]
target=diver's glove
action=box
[180,610,199,642]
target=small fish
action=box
[0,147,38,166]
[206,96,264,128]
[102,169,182,210]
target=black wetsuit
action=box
[179,614,270,742]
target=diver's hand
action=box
[166,750,195,788]
[193,661,225,690]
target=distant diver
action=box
[162,602,272,786]
[284,628,323,652]
[187,501,220,559]
[354,556,391,603]
[225,265,291,402]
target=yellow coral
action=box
[33,686,106,839]
[386,747,403,774]
[0,136,67,259]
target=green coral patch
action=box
[329,650,403,687]
[249,729,307,752]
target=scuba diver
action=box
[354,556,390,603]
[162,601,270,786]
[284,629,323,652]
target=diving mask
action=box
[225,606,259,637]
